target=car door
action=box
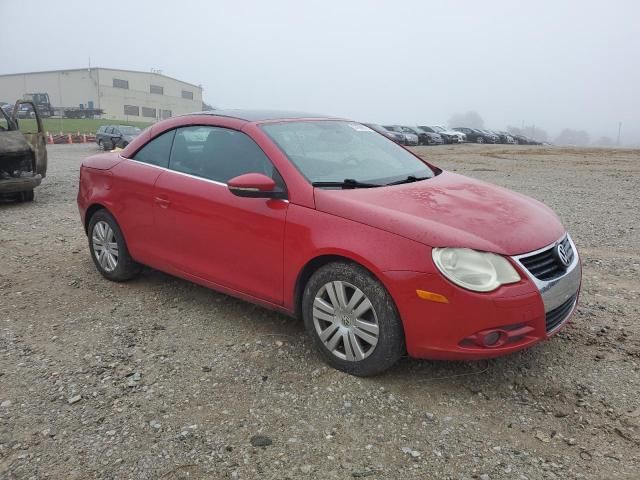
[152,125,288,305]
[12,100,47,177]
[112,129,175,265]
[111,127,121,145]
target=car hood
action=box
[313,171,565,256]
[0,130,32,156]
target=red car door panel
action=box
[110,160,163,264]
[153,171,288,304]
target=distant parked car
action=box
[383,126,419,146]
[453,128,498,144]
[16,104,36,119]
[490,131,516,144]
[511,134,542,145]
[385,126,442,146]
[478,130,501,143]
[363,124,405,145]
[418,125,464,144]
[96,125,142,150]
[411,127,444,145]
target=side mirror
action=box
[227,173,286,199]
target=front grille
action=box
[545,294,577,332]
[519,236,574,281]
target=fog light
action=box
[482,331,502,347]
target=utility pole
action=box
[617,122,622,146]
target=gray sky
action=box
[1,0,638,141]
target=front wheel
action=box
[302,262,405,376]
[476,136,485,144]
[88,209,142,281]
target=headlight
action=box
[432,248,520,292]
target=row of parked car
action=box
[364,124,544,146]
[93,122,544,152]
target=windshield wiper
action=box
[312,178,381,189]
[385,175,430,186]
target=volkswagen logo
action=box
[556,244,571,267]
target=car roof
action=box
[190,109,337,122]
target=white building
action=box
[0,67,203,121]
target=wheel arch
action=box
[84,203,111,234]
[293,252,394,321]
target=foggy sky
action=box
[1,0,638,141]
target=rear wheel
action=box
[88,209,142,281]
[302,262,405,376]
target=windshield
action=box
[431,126,445,132]
[262,121,435,185]
[118,126,141,135]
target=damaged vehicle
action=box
[0,100,47,202]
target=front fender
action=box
[283,204,434,312]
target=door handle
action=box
[154,196,171,208]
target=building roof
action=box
[192,109,336,122]
[0,67,202,90]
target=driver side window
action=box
[169,126,284,187]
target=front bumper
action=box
[0,173,42,194]
[383,234,581,360]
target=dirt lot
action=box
[1,143,639,479]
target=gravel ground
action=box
[1,143,639,480]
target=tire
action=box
[476,136,485,144]
[18,189,35,202]
[97,139,103,149]
[88,209,142,282]
[302,261,405,376]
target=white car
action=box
[419,125,466,143]
[383,125,419,146]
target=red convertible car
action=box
[77,110,581,376]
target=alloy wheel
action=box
[312,281,380,361]
[92,220,119,272]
